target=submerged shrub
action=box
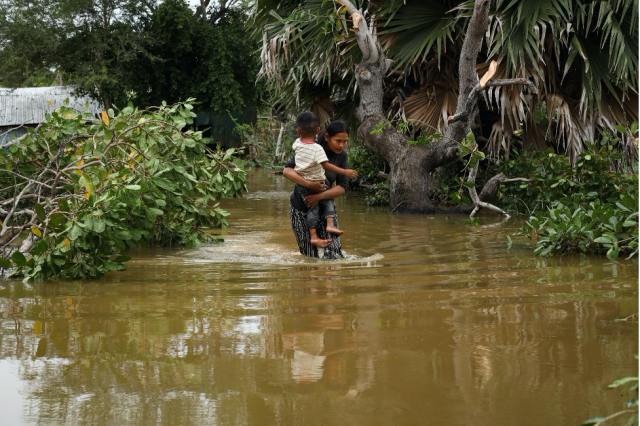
[0,100,247,281]
[348,145,387,188]
[519,191,638,258]
[365,181,391,207]
[348,145,391,206]
[511,138,638,259]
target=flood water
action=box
[0,170,637,425]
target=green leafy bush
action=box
[348,145,387,187]
[0,100,247,281]
[365,181,390,207]
[511,138,638,259]
[498,135,632,214]
[520,193,638,258]
[348,145,390,206]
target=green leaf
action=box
[58,198,70,212]
[68,224,81,240]
[582,417,606,425]
[608,377,638,389]
[606,246,620,260]
[0,258,12,269]
[93,217,105,233]
[30,240,49,256]
[116,230,132,240]
[594,236,616,244]
[12,251,27,267]
[35,203,46,221]
[125,185,141,190]
[155,179,175,190]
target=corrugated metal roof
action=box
[0,86,103,127]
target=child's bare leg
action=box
[325,216,343,235]
[309,228,331,247]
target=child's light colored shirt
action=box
[292,138,328,181]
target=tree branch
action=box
[197,0,211,21]
[335,0,379,64]
[448,78,538,125]
[209,0,238,23]
[478,173,533,203]
[427,0,494,171]
[467,161,510,219]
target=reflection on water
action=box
[0,170,637,425]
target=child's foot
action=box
[326,225,344,235]
[310,235,331,247]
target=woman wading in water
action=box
[283,120,351,259]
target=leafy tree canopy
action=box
[131,0,261,114]
[0,0,261,112]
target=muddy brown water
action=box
[0,170,637,425]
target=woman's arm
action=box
[303,184,345,209]
[321,161,357,178]
[283,167,326,192]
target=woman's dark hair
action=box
[317,120,350,151]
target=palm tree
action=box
[255,0,638,211]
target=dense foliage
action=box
[0,0,260,113]
[131,0,261,114]
[256,0,638,162]
[0,101,247,281]
[503,136,638,258]
[347,145,390,206]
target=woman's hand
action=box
[344,169,358,179]
[304,193,323,209]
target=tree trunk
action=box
[389,157,433,212]
[340,0,492,213]
[275,120,285,159]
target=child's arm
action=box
[321,161,358,179]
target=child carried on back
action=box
[292,112,357,247]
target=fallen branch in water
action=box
[448,63,537,219]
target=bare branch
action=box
[335,0,379,63]
[467,161,510,219]
[478,172,533,206]
[448,78,538,125]
[208,0,239,23]
[196,0,211,21]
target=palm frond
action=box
[545,93,595,162]
[380,0,463,69]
